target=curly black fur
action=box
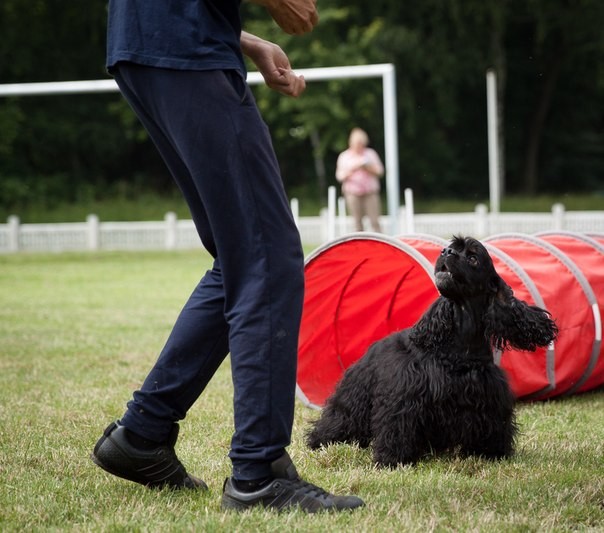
[306,236,558,467]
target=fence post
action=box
[398,206,406,234]
[326,186,336,241]
[319,207,328,243]
[86,214,100,250]
[552,203,565,230]
[404,188,415,234]
[337,196,347,236]
[290,198,299,228]
[7,215,19,252]
[475,203,488,238]
[165,211,177,250]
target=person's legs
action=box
[112,65,304,480]
[345,194,364,231]
[364,192,382,232]
[119,265,231,441]
[106,66,230,444]
[93,63,364,510]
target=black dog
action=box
[307,236,557,467]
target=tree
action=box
[1,0,603,214]
[511,0,604,194]
[242,3,390,198]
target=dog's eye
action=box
[468,254,479,266]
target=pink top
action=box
[335,147,384,196]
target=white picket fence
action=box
[1,201,602,254]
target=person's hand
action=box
[241,32,306,97]
[257,45,306,97]
[255,0,319,35]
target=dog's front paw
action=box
[373,450,418,469]
[305,433,322,450]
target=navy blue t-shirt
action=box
[106,0,245,75]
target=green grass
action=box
[413,193,604,214]
[2,192,602,223]
[0,250,603,532]
[1,192,193,224]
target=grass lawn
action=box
[0,250,602,532]
[2,192,602,223]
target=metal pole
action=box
[486,69,500,214]
[382,65,400,234]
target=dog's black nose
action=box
[441,247,459,257]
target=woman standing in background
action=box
[336,128,384,232]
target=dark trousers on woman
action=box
[113,63,304,481]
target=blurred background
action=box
[1,0,603,223]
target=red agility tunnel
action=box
[482,244,555,398]
[298,232,604,408]
[588,233,604,252]
[536,231,604,393]
[296,234,438,408]
[397,233,447,265]
[397,234,554,397]
[397,234,556,397]
[485,233,600,398]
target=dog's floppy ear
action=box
[489,273,514,302]
[410,297,455,351]
[485,275,558,352]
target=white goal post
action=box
[0,64,400,233]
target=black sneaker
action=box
[91,421,207,490]
[221,452,364,512]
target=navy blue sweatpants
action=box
[113,63,305,481]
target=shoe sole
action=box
[221,479,363,513]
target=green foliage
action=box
[242,4,390,194]
[1,1,603,212]
[1,191,600,224]
[0,100,24,157]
